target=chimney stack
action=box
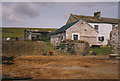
[94,12,101,18]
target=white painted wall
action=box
[89,23,113,45]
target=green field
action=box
[2,27,57,39]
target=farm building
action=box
[51,12,118,46]
[110,25,120,53]
[24,30,51,41]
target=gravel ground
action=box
[2,55,118,79]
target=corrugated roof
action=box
[66,14,118,24]
[51,20,79,35]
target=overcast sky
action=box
[2,2,118,28]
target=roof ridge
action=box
[71,14,79,20]
[73,14,119,20]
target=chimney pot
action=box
[94,12,101,18]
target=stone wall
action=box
[2,41,46,56]
[110,26,119,53]
[50,32,66,46]
[57,40,90,55]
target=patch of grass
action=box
[91,47,112,55]
[45,42,55,51]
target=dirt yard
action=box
[2,55,118,79]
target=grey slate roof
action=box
[51,20,79,35]
[66,14,119,24]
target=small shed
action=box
[24,30,51,41]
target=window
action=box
[94,25,98,30]
[72,33,80,40]
[112,24,116,27]
[98,36,104,41]
[73,34,78,40]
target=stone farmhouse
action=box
[51,12,118,46]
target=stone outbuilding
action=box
[24,30,51,41]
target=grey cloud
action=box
[2,4,25,23]
[2,2,118,28]
[14,3,40,17]
[2,0,119,2]
[2,2,41,26]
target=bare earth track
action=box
[2,55,118,79]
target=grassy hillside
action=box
[2,27,57,39]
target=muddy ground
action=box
[2,55,118,79]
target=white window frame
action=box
[72,33,80,40]
[98,36,104,41]
[94,25,99,30]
